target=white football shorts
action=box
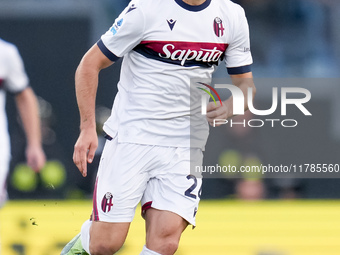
[92,135,203,226]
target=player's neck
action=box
[182,0,207,6]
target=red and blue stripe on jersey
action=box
[97,39,228,68]
[98,38,251,74]
[133,40,228,68]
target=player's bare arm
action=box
[73,44,113,177]
[206,72,255,126]
[15,87,46,172]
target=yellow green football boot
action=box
[60,233,88,255]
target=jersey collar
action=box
[174,0,211,12]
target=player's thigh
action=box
[93,137,150,222]
[145,208,188,255]
[141,147,203,226]
[141,147,203,254]
[89,221,130,254]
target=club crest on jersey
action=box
[213,17,225,37]
[110,18,124,36]
[101,192,113,213]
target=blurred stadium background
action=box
[1,0,340,254]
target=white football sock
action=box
[80,219,92,254]
[139,245,162,255]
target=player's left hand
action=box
[206,101,230,126]
[26,145,46,172]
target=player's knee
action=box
[89,240,122,255]
[147,237,179,255]
[162,238,179,255]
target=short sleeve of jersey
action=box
[224,6,253,75]
[5,44,29,93]
[98,0,145,61]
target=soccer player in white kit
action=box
[62,0,255,254]
[0,38,45,206]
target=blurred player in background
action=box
[62,0,255,254]
[0,38,46,207]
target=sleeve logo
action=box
[110,18,124,36]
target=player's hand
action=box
[206,101,230,126]
[26,145,46,172]
[73,128,98,177]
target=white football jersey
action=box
[0,39,29,158]
[99,0,253,149]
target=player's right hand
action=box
[206,101,230,126]
[73,128,98,177]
